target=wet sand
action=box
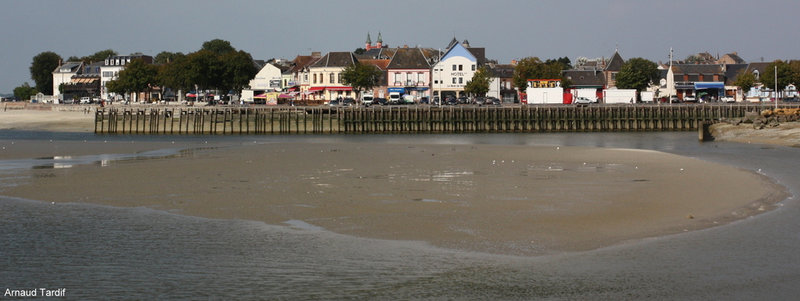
[0,139,787,256]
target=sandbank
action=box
[0,140,787,256]
[0,108,95,132]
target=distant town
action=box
[7,33,800,106]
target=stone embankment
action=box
[719,108,800,129]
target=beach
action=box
[0,113,787,255]
[0,109,789,255]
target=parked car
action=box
[683,95,697,102]
[342,97,355,106]
[446,96,458,105]
[473,97,486,106]
[457,96,469,104]
[720,96,736,103]
[374,97,388,105]
[784,97,799,103]
[573,96,594,105]
[487,97,501,105]
[328,99,340,106]
[419,96,429,104]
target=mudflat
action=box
[0,139,786,256]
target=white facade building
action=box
[431,41,478,99]
[52,62,83,101]
[99,55,153,101]
[248,63,284,91]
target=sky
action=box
[2,0,799,94]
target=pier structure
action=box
[94,104,799,135]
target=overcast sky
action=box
[2,0,798,94]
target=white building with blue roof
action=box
[431,38,482,100]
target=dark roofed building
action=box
[563,70,606,88]
[387,48,431,69]
[603,51,625,88]
[310,52,357,68]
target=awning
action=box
[278,93,294,98]
[308,87,325,92]
[326,86,352,91]
[695,82,724,90]
[254,93,266,98]
[388,87,405,93]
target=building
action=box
[364,32,386,51]
[486,63,517,102]
[716,52,746,65]
[431,38,486,100]
[603,51,624,88]
[100,54,153,101]
[307,51,358,101]
[358,58,389,99]
[52,61,83,101]
[386,47,434,101]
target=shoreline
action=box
[0,139,789,256]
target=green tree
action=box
[158,54,193,92]
[615,57,659,91]
[154,51,184,64]
[84,49,117,63]
[733,71,757,95]
[353,48,366,55]
[545,57,572,70]
[220,50,258,93]
[341,62,382,99]
[201,39,235,55]
[761,60,794,97]
[13,82,38,101]
[30,51,62,95]
[513,57,569,92]
[186,50,224,92]
[106,59,159,102]
[464,66,491,97]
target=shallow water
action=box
[2,131,800,299]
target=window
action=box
[313,74,317,84]
[452,78,457,84]
[459,77,463,84]
[304,73,308,81]
[330,73,335,83]
[459,65,463,71]
[452,65,457,71]
[338,73,342,84]
[472,65,476,71]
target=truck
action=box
[602,89,637,104]
[639,91,655,103]
[525,87,564,104]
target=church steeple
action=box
[365,32,372,50]
[376,32,383,48]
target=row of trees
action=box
[107,39,258,101]
[16,39,258,102]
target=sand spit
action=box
[0,140,787,256]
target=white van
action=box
[361,93,374,105]
[389,92,401,104]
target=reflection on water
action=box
[0,148,202,171]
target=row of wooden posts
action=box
[94,104,798,135]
